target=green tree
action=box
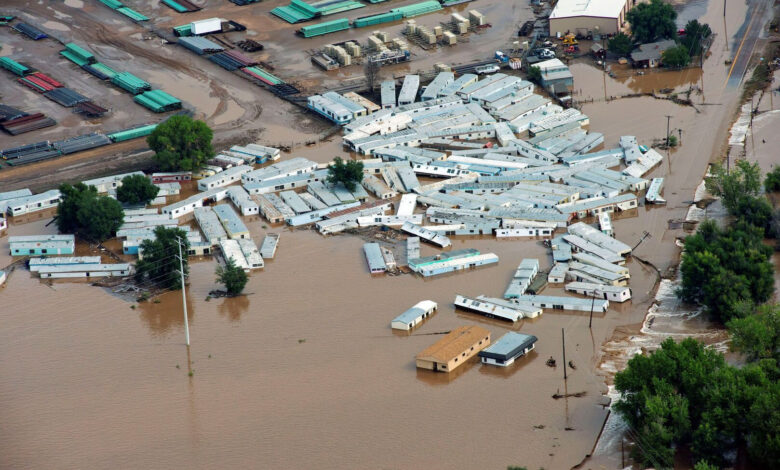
[626,0,678,43]
[770,208,780,239]
[681,20,712,56]
[135,226,189,289]
[327,157,364,192]
[616,336,780,468]
[147,115,214,171]
[765,166,780,192]
[679,220,774,322]
[526,65,542,84]
[745,376,780,466]
[215,257,248,295]
[662,45,691,68]
[705,160,762,214]
[728,304,780,362]
[608,32,633,56]
[116,174,160,205]
[693,461,719,470]
[56,183,124,242]
[734,194,773,233]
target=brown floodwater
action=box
[2,213,644,469]
[0,0,772,469]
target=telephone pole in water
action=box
[561,328,567,380]
[177,236,190,346]
[665,115,673,148]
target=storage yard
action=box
[0,0,527,151]
[0,0,775,469]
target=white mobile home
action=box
[82,171,145,194]
[398,75,420,105]
[227,186,260,216]
[391,300,437,330]
[36,263,133,279]
[5,190,61,217]
[381,80,396,109]
[565,282,632,303]
[197,165,251,191]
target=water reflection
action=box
[217,294,249,322]
[477,349,539,379]
[571,62,704,99]
[138,289,195,338]
[415,356,478,385]
[614,67,704,94]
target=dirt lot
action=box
[0,0,533,189]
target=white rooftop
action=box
[550,0,627,20]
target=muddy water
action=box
[2,209,646,469]
[0,1,769,470]
[745,72,780,173]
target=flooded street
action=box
[1,0,777,469]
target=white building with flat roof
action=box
[549,0,631,36]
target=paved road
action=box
[725,0,773,88]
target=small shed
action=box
[590,43,606,60]
[479,332,538,367]
[390,300,437,330]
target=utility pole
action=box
[621,438,625,468]
[602,38,608,102]
[665,115,673,148]
[633,230,651,250]
[177,236,191,346]
[678,128,683,146]
[589,289,600,328]
[561,328,567,380]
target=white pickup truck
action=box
[475,64,500,75]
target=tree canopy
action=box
[662,45,691,68]
[147,115,214,171]
[608,32,633,56]
[706,160,763,213]
[615,337,780,468]
[681,20,712,56]
[364,60,381,96]
[117,174,160,205]
[56,182,124,242]
[679,219,774,323]
[728,304,780,363]
[706,160,774,235]
[765,166,780,192]
[526,65,542,84]
[626,0,677,43]
[327,157,364,192]
[135,226,189,290]
[216,257,248,295]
